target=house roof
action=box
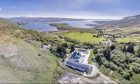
[71,51,81,59]
[65,60,90,73]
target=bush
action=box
[70,44,75,53]
[38,54,41,56]
[132,66,140,73]
[123,72,130,80]
[56,45,67,58]
[62,43,68,48]
[95,53,104,65]
[136,46,140,57]
[120,64,126,70]
[98,48,104,53]
[122,45,127,53]
[83,42,94,48]
[93,48,98,54]
[64,37,79,44]
[103,61,109,68]
[128,70,133,77]
[117,67,123,73]
[109,63,117,71]
[103,47,111,60]
[110,44,116,51]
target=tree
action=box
[110,44,115,51]
[95,53,104,65]
[122,45,127,53]
[127,43,134,54]
[128,70,133,77]
[62,43,68,48]
[93,48,98,54]
[136,46,140,57]
[70,44,75,53]
[123,72,130,80]
[56,45,67,58]
[103,47,111,60]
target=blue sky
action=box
[0,0,140,19]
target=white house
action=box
[41,44,51,49]
[103,39,112,47]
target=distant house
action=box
[103,39,112,47]
[120,35,127,38]
[64,51,91,73]
[41,44,51,49]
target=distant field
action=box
[116,38,131,43]
[106,27,140,43]
[116,37,140,43]
[61,32,105,43]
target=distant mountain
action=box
[0,18,22,34]
[7,17,85,23]
[95,15,140,28]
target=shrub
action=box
[56,45,67,58]
[120,64,126,70]
[83,42,94,48]
[38,54,41,56]
[109,63,117,71]
[103,61,109,68]
[122,45,127,53]
[98,48,104,53]
[110,44,116,51]
[62,43,68,48]
[136,46,140,57]
[117,67,123,73]
[132,66,140,73]
[70,44,75,53]
[128,70,133,77]
[123,72,130,80]
[93,48,98,54]
[95,53,104,65]
[103,47,111,60]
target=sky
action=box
[0,0,140,19]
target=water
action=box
[20,20,96,32]
[58,20,96,28]
[23,22,58,32]
[9,19,97,31]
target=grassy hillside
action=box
[0,18,63,83]
[0,37,61,83]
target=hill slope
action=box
[0,18,60,83]
[96,15,140,28]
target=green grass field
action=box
[61,32,105,43]
[116,38,131,43]
[116,36,140,43]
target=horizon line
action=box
[0,15,124,20]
